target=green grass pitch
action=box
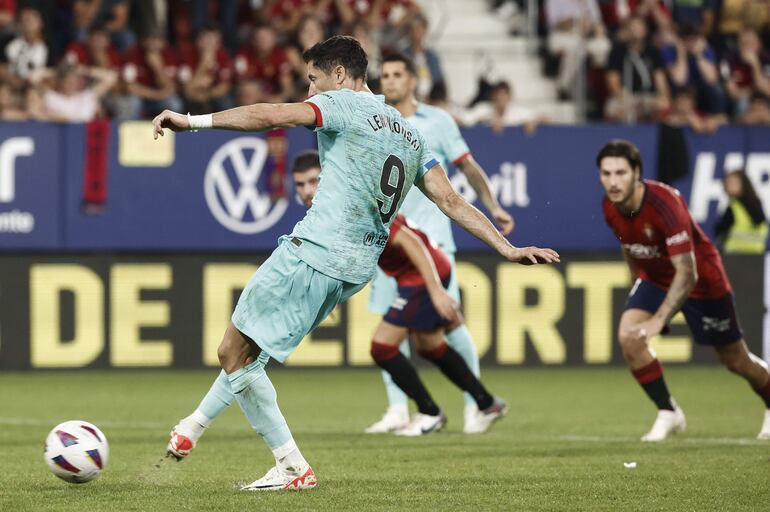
[1,367,768,511]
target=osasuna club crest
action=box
[643,223,654,240]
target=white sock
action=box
[272,438,308,473]
[190,409,212,428]
[180,410,211,441]
[388,403,409,417]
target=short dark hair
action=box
[493,80,512,94]
[302,35,368,81]
[672,85,697,99]
[197,21,220,36]
[428,82,447,103]
[292,150,321,174]
[88,23,108,36]
[596,140,643,174]
[678,24,700,38]
[750,92,770,104]
[382,53,416,76]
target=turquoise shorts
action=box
[232,238,365,363]
[368,253,459,315]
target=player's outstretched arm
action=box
[417,165,560,265]
[458,157,514,235]
[391,225,460,324]
[152,103,317,139]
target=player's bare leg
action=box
[619,309,685,441]
[369,321,446,436]
[714,340,770,439]
[413,326,507,434]
[219,323,316,491]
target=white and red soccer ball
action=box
[44,420,109,483]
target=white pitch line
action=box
[559,435,765,446]
[1,417,764,446]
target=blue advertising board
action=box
[63,124,316,250]
[449,124,658,251]
[0,121,769,252]
[671,125,770,242]
[0,124,62,249]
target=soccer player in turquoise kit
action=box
[153,36,559,491]
[366,53,515,434]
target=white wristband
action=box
[187,113,213,131]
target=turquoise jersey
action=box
[398,103,470,254]
[290,89,437,284]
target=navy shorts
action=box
[384,274,453,331]
[625,279,744,346]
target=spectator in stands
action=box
[266,0,326,39]
[27,63,117,122]
[599,0,672,35]
[715,169,768,254]
[0,81,28,120]
[0,0,15,42]
[2,7,48,89]
[64,24,121,70]
[723,28,770,115]
[65,23,131,119]
[401,13,444,101]
[234,24,294,103]
[190,0,239,54]
[286,14,326,99]
[670,0,716,35]
[96,0,135,51]
[122,31,183,119]
[605,16,670,122]
[351,19,382,87]
[717,0,770,52]
[287,14,326,77]
[545,0,611,100]
[661,24,726,113]
[67,0,102,44]
[739,92,770,124]
[235,79,268,107]
[179,23,233,113]
[462,81,544,134]
[660,86,727,132]
[333,0,417,34]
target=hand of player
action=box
[630,317,665,343]
[492,207,514,235]
[152,110,190,139]
[508,246,560,265]
[429,289,461,324]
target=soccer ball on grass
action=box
[44,420,109,483]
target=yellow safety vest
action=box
[724,199,768,254]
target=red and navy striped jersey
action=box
[602,180,731,299]
[378,214,452,286]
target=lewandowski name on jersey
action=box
[366,114,422,151]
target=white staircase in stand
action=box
[419,0,575,123]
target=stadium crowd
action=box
[533,0,770,128]
[0,0,442,122]
[1,0,769,131]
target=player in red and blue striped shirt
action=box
[598,139,770,441]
